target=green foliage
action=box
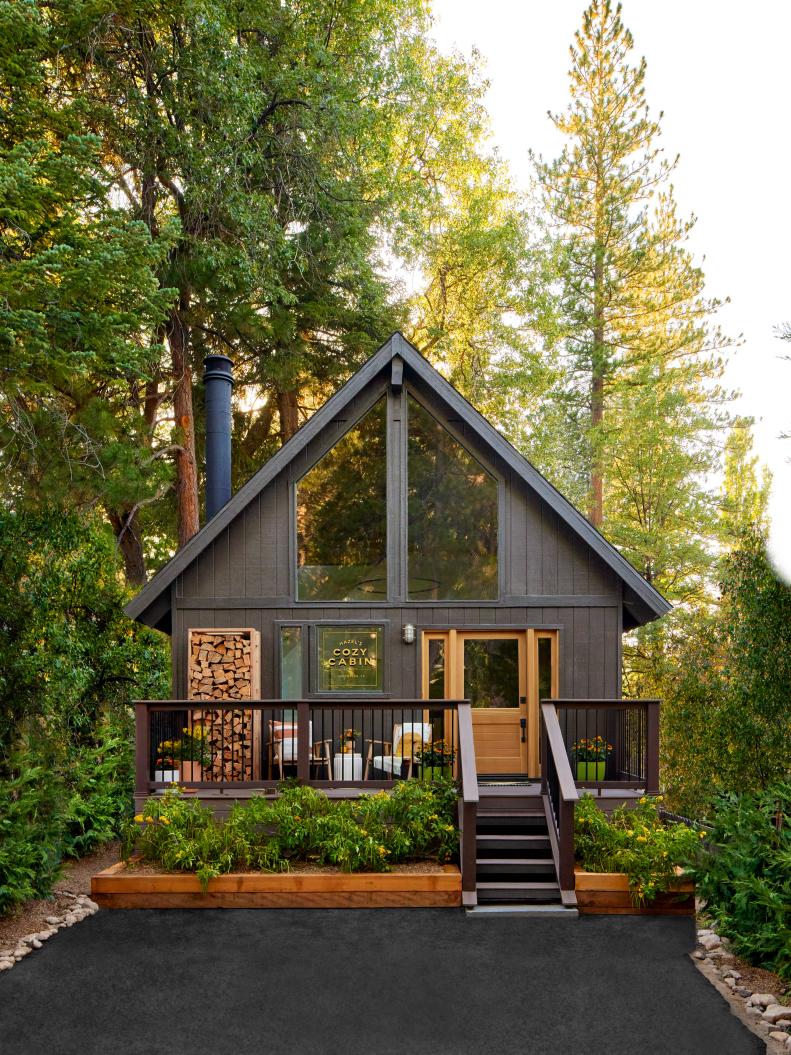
[123,781,459,891]
[532,0,729,612]
[0,760,63,914]
[692,785,791,982]
[574,794,703,905]
[656,529,791,818]
[0,510,169,914]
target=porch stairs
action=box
[467,786,578,918]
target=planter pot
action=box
[574,869,694,916]
[421,764,452,781]
[179,761,203,782]
[157,769,179,783]
[575,761,606,781]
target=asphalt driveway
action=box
[0,909,762,1055]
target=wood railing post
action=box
[456,702,479,906]
[135,702,150,801]
[296,702,310,783]
[558,797,576,890]
[645,700,660,796]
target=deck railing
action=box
[550,699,660,795]
[540,698,661,897]
[134,698,479,897]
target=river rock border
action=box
[0,893,99,973]
[693,927,791,1052]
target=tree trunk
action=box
[589,186,606,529]
[277,389,300,442]
[107,508,147,586]
[167,302,200,546]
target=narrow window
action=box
[407,396,498,600]
[296,399,387,600]
[280,626,303,700]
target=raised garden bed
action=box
[575,869,694,915]
[92,861,461,909]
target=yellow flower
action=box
[145,817,155,824]
[639,796,646,803]
[656,795,664,802]
[378,846,388,856]
[444,825,454,832]
[636,835,647,843]
[699,831,706,839]
[159,816,171,825]
[133,814,144,822]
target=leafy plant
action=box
[156,727,212,767]
[571,736,613,763]
[123,780,460,891]
[690,784,791,982]
[574,794,703,905]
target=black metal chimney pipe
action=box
[203,354,234,520]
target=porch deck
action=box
[134,697,660,908]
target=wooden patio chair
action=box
[363,722,432,780]
[268,720,332,780]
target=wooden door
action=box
[422,628,558,778]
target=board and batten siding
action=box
[170,378,623,701]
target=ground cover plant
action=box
[691,783,791,982]
[122,780,459,890]
[574,794,703,905]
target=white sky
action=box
[430,0,791,581]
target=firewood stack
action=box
[187,629,261,782]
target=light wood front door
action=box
[422,629,558,777]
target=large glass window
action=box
[296,399,387,601]
[407,396,498,600]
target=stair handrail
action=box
[456,701,479,908]
[540,701,579,899]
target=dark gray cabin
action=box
[128,332,668,781]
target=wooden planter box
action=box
[92,861,461,909]
[574,869,695,915]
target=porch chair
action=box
[267,720,332,780]
[363,722,432,780]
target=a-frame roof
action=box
[126,332,671,630]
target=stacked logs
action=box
[189,632,253,700]
[188,630,258,782]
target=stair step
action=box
[476,881,560,903]
[476,857,555,870]
[467,904,579,919]
[476,834,551,851]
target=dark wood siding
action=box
[171,374,623,700]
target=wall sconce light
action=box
[402,623,416,645]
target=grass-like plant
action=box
[574,793,703,905]
[122,779,459,891]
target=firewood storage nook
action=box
[187,628,262,781]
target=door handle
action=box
[519,717,527,743]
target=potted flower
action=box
[339,728,360,754]
[416,739,456,780]
[154,753,179,783]
[571,736,612,781]
[156,727,212,782]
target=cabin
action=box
[126,332,670,910]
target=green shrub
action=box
[574,794,703,904]
[691,783,791,982]
[0,761,64,914]
[0,511,169,914]
[123,780,460,891]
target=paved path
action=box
[0,910,762,1055]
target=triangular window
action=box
[296,398,387,601]
[407,396,498,600]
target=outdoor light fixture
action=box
[402,623,416,644]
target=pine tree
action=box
[534,0,729,607]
